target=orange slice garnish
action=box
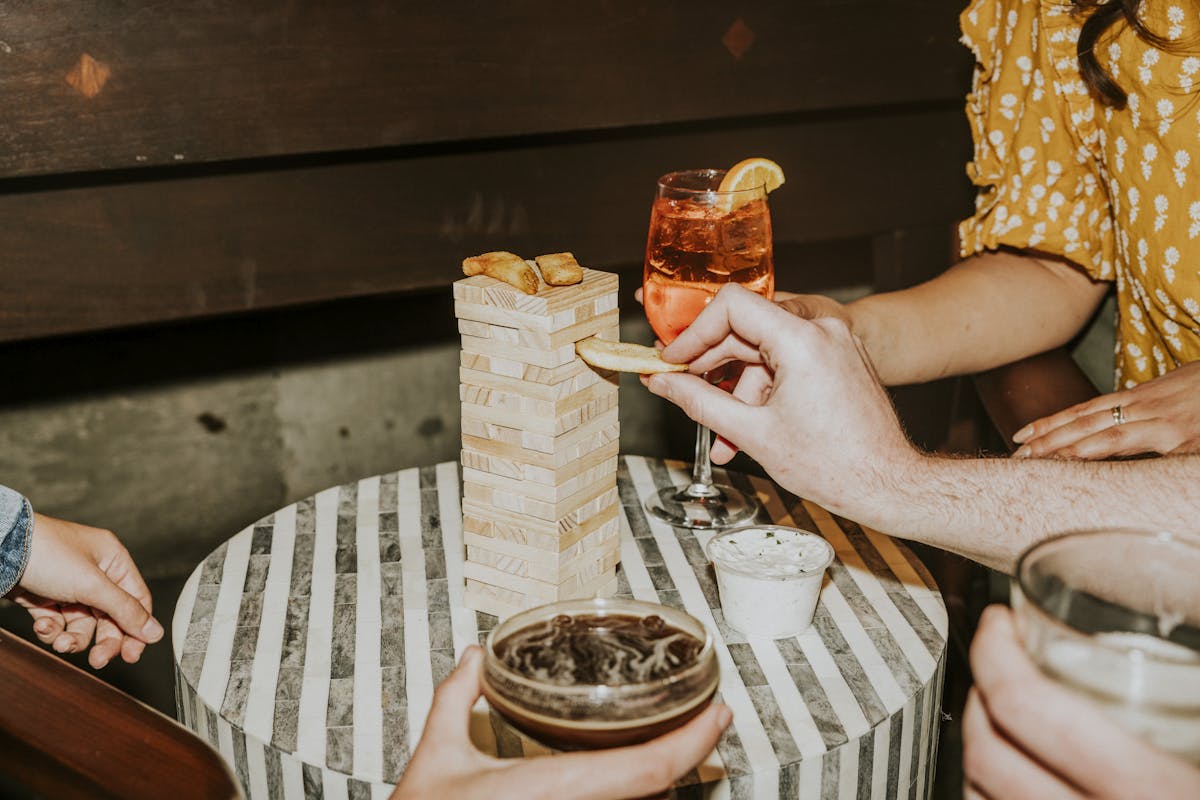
[716,157,785,211]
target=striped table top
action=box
[173,456,947,800]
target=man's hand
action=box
[644,284,922,517]
[392,645,731,800]
[1014,361,1200,459]
[963,606,1200,800]
[9,513,162,668]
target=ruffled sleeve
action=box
[958,0,1116,280]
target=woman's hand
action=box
[964,606,1200,800]
[392,646,732,800]
[1013,362,1200,459]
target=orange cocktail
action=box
[640,162,780,529]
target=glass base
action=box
[644,483,761,530]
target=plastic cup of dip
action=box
[706,525,835,638]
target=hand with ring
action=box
[1012,361,1200,459]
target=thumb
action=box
[77,569,163,643]
[646,372,762,446]
[423,645,485,743]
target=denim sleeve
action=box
[0,485,33,596]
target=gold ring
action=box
[1111,405,1126,426]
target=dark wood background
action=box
[0,0,974,343]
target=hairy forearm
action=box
[853,453,1200,573]
[846,250,1107,386]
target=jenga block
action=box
[463,560,617,602]
[467,537,620,584]
[454,291,618,334]
[460,386,618,437]
[457,310,620,351]
[461,419,619,471]
[461,494,620,551]
[460,375,617,423]
[460,334,579,370]
[460,364,612,403]
[460,351,594,386]
[463,477,618,522]
[453,269,619,316]
[464,580,543,618]
[461,440,619,486]
[462,513,620,567]
[463,567,620,619]
[462,456,617,504]
[461,408,619,456]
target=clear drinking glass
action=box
[1012,529,1200,764]
[641,169,774,529]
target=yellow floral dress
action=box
[958,0,1200,388]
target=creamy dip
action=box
[707,527,833,579]
[706,526,834,639]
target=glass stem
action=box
[685,424,722,498]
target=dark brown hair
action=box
[1074,0,1176,108]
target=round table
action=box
[173,456,947,799]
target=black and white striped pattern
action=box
[174,457,947,799]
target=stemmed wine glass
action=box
[642,168,775,528]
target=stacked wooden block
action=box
[455,267,622,619]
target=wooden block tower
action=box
[454,266,621,619]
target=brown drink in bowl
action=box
[482,597,719,751]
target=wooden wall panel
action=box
[0,109,971,342]
[0,0,971,177]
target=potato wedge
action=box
[463,251,540,295]
[535,252,584,286]
[575,337,687,374]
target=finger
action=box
[11,592,68,644]
[1025,420,1166,460]
[686,334,765,375]
[76,567,163,644]
[517,703,732,800]
[970,607,1177,796]
[89,615,127,669]
[56,605,97,654]
[661,285,794,363]
[1014,408,1122,458]
[421,645,485,746]
[634,287,643,305]
[1013,393,1128,443]
[962,688,1082,800]
[645,372,763,448]
[711,365,774,463]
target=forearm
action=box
[853,454,1200,573]
[846,250,1107,385]
[0,485,33,596]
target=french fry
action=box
[575,337,687,374]
[463,251,540,295]
[535,252,584,286]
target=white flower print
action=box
[1175,150,1190,187]
[1142,142,1158,180]
[1164,246,1180,283]
[1127,185,1141,224]
[1184,297,1200,319]
[1153,344,1167,374]
[1114,135,1127,172]
[1189,201,1200,239]
[1181,56,1200,91]
[1167,5,1185,39]
[1158,98,1175,136]
[1130,301,1148,334]
[1140,48,1160,85]
[1137,237,1149,273]
[1000,92,1019,121]
[1129,93,1141,128]
[1154,194,1169,232]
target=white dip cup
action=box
[706,525,834,639]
